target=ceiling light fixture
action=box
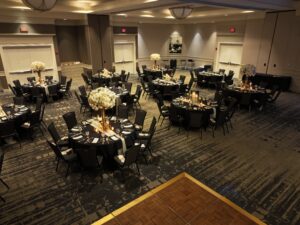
[116,13,127,17]
[169,6,192,20]
[165,16,175,19]
[73,10,93,14]
[11,6,31,10]
[22,0,57,11]
[140,14,154,18]
[242,10,254,14]
[144,0,158,2]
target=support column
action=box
[86,15,113,73]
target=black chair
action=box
[134,109,147,131]
[239,93,252,112]
[78,85,87,97]
[39,104,47,129]
[21,110,44,138]
[79,95,91,113]
[47,85,58,101]
[126,72,130,82]
[31,87,43,101]
[63,112,78,130]
[35,97,43,112]
[0,120,21,148]
[45,76,53,82]
[60,75,67,87]
[219,69,225,74]
[267,86,281,103]
[179,75,186,84]
[225,97,237,129]
[8,84,17,96]
[13,96,25,105]
[140,80,150,98]
[132,85,142,108]
[13,80,22,88]
[27,77,36,83]
[59,79,72,97]
[118,105,129,119]
[168,105,184,133]
[136,66,144,79]
[156,101,169,126]
[47,122,69,148]
[81,73,92,88]
[187,111,204,138]
[209,109,228,137]
[0,150,9,202]
[137,116,157,140]
[47,140,77,177]
[124,82,132,93]
[114,144,141,178]
[73,144,103,181]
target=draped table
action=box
[69,117,137,162]
[22,81,60,98]
[197,71,223,87]
[0,103,30,133]
[152,79,181,98]
[92,73,121,86]
[170,97,215,128]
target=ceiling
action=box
[0,0,297,24]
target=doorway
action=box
[216,42,243,79]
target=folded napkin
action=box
[1,117,7,121]
[121,119,128,123]
[14,113,22,116]
[92,138,99,143]
[116,154,125,164]
[61,136,68,141]
[111,136,119,141]
[61,148,73,156]
[73,135,83,140]
[122,131,131,135]
[71,127,80,132]
[20,108,28,112]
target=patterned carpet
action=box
[0,76,300,225]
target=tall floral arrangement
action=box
[88,87,116,111]
[31,61,46,83]
[240,64,256,77]
[150,53,160,69]
[101,68,112,78]
[88,87,117,131]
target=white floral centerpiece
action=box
[240,64,256,77]
[31,61,46,83]
[88,87,117,131]
[150,53,160,70]
[163,74,172,81]
[101,68,112,78]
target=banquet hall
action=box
[0,1,299,225]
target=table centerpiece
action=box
[88,87,117,131]
[150,53,161,70]
[31,61,46,84]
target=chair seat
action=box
[114,154,125,165]
[64,152,77,161]
[57,139,69,147]
[61,148,73,156]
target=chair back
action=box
[47,122,61,143]
[45,76,53,82]
[9,84,17,96]
[219,69,225,74]
[29,110,41,126]
[78,85,87,96]
[0,149,4,175]
[48,85,58,96]
[123,145,140,167]
[187,78,194,91]
[179,75,186,84]
[74,143,100,168]
[142,65,147,73]
[239,93,252,106]
[149,116,157,134]
[27,77,36,83]
[126,72,130,82]
[135,87,142,103]
[121,70,126,76]
[189,70,195,80]
[39,104,45,122]
[35,97,43,111]
[63,111,77,130]
[60,75,67,86]
[13,80,22,88]
[124,82,132,93]
[80,95,89,106]
[46,140,64,161]
[134,85,142,96]
[31,87,41,98]
[216,109,228,126]
[13,96,25,105]
[134,109,147,127]
[118,105,128,119]
[66,79,72,92]
[0,120,17,137]
[74,91,82,104]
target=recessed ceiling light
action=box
[165,16,175,19]
[142,11,151,14]
[63,19,67,20]
[140,14,154,18]
[116,13,127,17]
[242,10,254,14]
[11,6,31,10]
[73,10,93,14]
[144,0,158,3]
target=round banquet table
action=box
[92,74,121,86]
[0,103,30,133]
[69,118,136,162]
[196,72,223,87]
[143,68,163,81]
[152,79,180,98]
[223,87,267,106]
[22,81,60,99]
[170,97,214,128]
[108,86,130,103]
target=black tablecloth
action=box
[69,119,136,160]
[92,75,121,86]
[224,88,267,106]
[249,73,291,91]
[143,69,163,81]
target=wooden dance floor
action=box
[93,173,266,225]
